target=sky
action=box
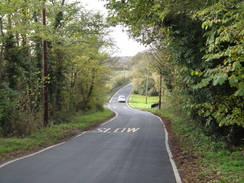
[68,0,147,57]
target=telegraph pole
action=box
[145,69,149,104]
[159,74,162,109]
[42,0,48,126]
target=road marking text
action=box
[93,128,140,133]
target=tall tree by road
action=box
[0,0,113,136]
[105,0,244,144]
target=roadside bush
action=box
[113,76,131,89]
[132,77,158,96]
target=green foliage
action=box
[105,0,244,145]
[132,77,158,96]
[0,109,114,161]
[112,74,131,89]
[0,0,114,136]
[146,47,175,91]
[105,0,209,44]
[193,0,244,128]
[147,101,244,182]
[0,84,19,136]
[129,52,159,96]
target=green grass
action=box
[129,94,244,182]
[0,109,114,161]
[129,94,159,108]
[151,109,244,182]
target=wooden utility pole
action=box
[159,74,162,109]
[145,69,149,104]
[42,0,48,126]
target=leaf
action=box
[234,87,244,96]
[232,62,242,70]
[213,74,228,86]
[229,75,238,85]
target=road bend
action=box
[0,83,181,183]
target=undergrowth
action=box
[0,109,114,161]
[147,106,244,183]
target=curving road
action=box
[0,83,181,183]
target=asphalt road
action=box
[0,83,181,183]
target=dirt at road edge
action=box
[159,115,208,183]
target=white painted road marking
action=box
[0,142,65,169]
[127,128,140,132]
[92,128,140,133]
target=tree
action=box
[0,0,114,136]
[105,0,244,144]
[129,52,158,97]
[193,0,244,128]
[146,46,174,108]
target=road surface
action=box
[0,83,181,183]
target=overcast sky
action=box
[68,0,147,56]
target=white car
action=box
[118,95,126,103]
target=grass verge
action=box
[0,109,114,161]
[129,94,158,108]
[129,94,244,183]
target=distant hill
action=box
[108,56,132,70]
[113,56,131,63]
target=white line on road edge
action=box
[100,85,123,126]
[0,85,126,169]
[107,84,182,182]
[0,142,65,169]
[0,84,126,169]
[150,113,182,183]
[126,93,182,183]
[124,91,140,112]
[100,104,118,126]
[71,131,87,140]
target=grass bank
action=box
[129,94,244,183]
[129,94,158,108]
[0,109,114,161]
